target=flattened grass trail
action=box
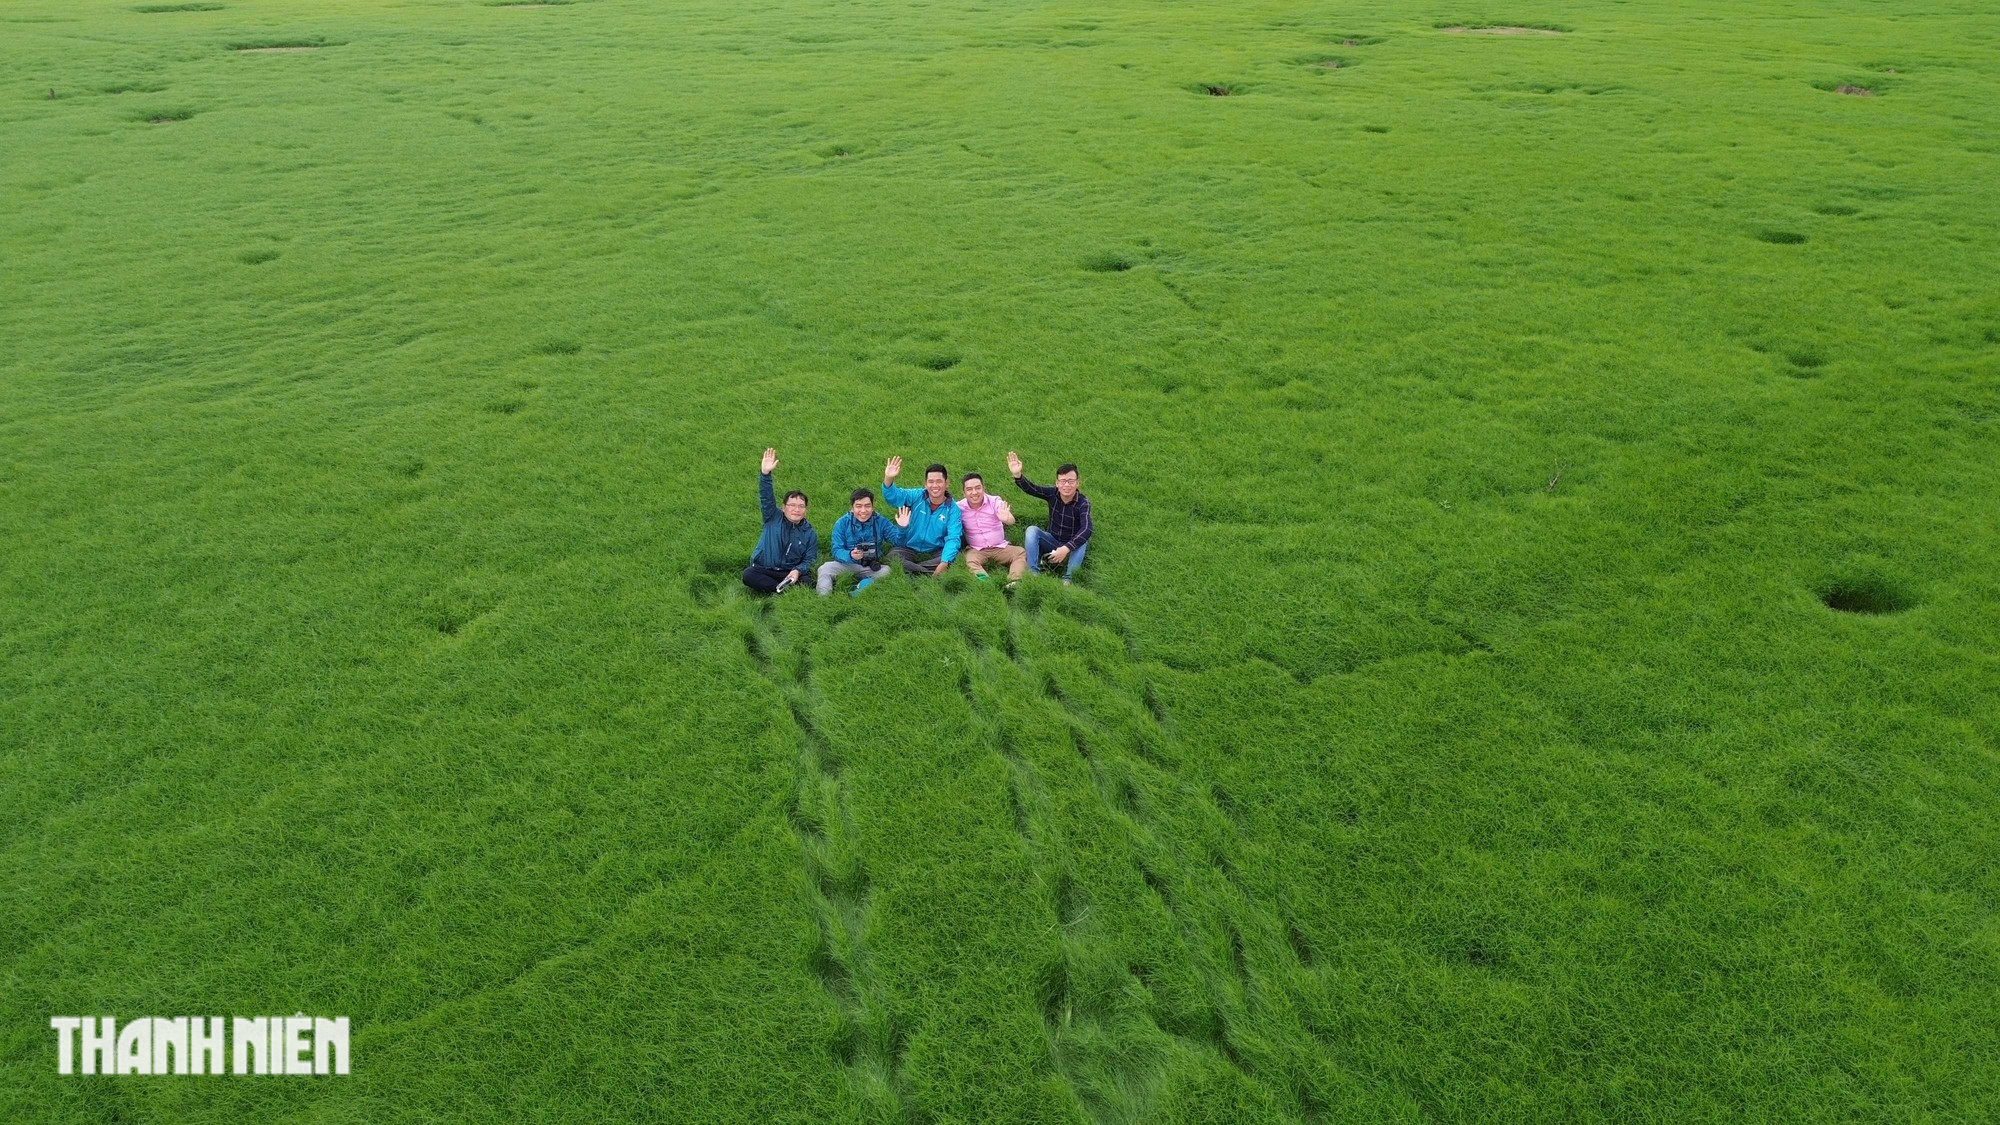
[4,0,1998,1120]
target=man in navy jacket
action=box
[1007,450,1092,584]
[742,447,817,593]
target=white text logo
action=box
[50,1016,350,1075]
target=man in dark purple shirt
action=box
[1007,451,1093,584]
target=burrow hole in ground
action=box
[1817,577,1914,615]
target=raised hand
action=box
[1006,450,1023,477]
[894,506,911,527]
[884,455,902,482]
[761,448,778,475]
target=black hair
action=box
[962,471,984,485]
[784,490,808,505]
[1056,462,1078,477]
[850,488,874,504]
[925,463,949,480]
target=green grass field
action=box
[5,0,1999,1120]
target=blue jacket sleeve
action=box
[939,503,964,564]
[759,473,779,525]
[881,482,924,509]
[831,516,854,559]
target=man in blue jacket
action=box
[816,488,909,596]
[880,455,963,577]
[742,447,817,594]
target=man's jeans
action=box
[1024,526,1087,578]
[817,559,890,595]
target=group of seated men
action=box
[741,448,1093,596]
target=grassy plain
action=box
[3,0,1998,1120]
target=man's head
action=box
[1055,463,1079,502]
[962,472,986,506]
[783,490,808,524]
[924,463,949,504]
[849,488,875,520]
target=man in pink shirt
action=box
[957,472,1025,586]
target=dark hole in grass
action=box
[238,248,279,265]
[102,82,166,95]
[1787,350,1826,371]
[135,2,224,10]
[435,614,463,636]
[1817,578,1913,615]
[1081,253,1133,273]
[1834,84,1875,97]
[142,108,194,124]
[485,399,525,415]
[389,455,425,479]
[1203,84,1233,97]
[1361,124,1390,133]
[1462,939,1498,968]
[917,354,960,371]
[1439,23,1566,35]
[1756,229,1807,245]
[535,339,580,355]
[1814,202,1859,216]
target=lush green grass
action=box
[4,0,1998,1120]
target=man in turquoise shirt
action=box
[880,455,963,577]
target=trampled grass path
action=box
[713,577,1371,1122]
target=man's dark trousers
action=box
[742,565,795,593]
[888,547,944,577]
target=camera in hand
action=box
[855,543,881,565]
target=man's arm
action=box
[938,504,964,566]
[1064,497,1093,550]
[831,516,853,558]
[1014,475,1056,501]
[759,474,779,525]
[798,523,818,572]
[758,448,780,523]
[881,481,924,508]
